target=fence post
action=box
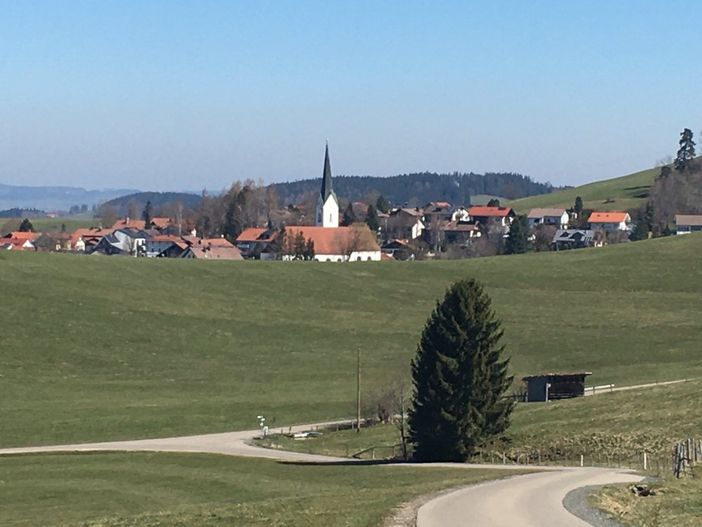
[580,454,584,467]
[643,451,647,471]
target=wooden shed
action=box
[522,372,592,402]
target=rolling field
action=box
[0,452,519,526]
[1,235,701,447]
[506,165,658,213]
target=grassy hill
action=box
[506,165,658,213]
[1,235,701,447]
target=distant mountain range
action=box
[272,172,561,207]
[0,183,138,212]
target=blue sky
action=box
[1,1,700,191]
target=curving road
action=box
[417,467,642,527]
[0,422,642,526]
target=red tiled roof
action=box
[468,206,514,218]
[286,226,380,254]
[111,218,146,230]
[4,231,39,241]
[588,211,629,223]
[236,228,277,243]
[150,217,171,228]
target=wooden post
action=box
[580,454,584,467]
[356,348,361,433]
[643,451,647,471]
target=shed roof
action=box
[675,214,702,226]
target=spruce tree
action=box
[409,279,513,462]
[674,128,696,172]
[505,215,528,254]
[18,218,34,232]
[342,203,356,226]
[142,200,153,229]
[365,204,380,233]
[574,196,583,215]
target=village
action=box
[3,146,701,261]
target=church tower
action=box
[316,143,339,227]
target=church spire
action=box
[320,142,334,201]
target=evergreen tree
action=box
[18,218,34,232]
[487,198,500,207]
[409,279,513,462]
[142,200,153,229]
[674,128,696,172]
[303,238,315,261]
[505,215,528,254]
[376,195,390,214]
[342,203,356,226]
[365,204,380,233]
[574,196,583,215]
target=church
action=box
[285,144,381,262]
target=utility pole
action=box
[356,348,361,433]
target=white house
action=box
[675,214,702,234]
[588,211,632,232]
[527,208,570,229]
[285,225,381,262]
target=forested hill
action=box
[272,172,559,206]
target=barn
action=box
[522,372,592,402]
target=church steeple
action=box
[316,142,339,228]
[320,142,335,201]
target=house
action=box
[235,227,278,259]
[522,372,592,402]
[675,214,702,234]
[181,239,243,260]
[527,208,570,229]
[33,232,72,252]
[146,235,189,258]
[423,201,453,223]
[588,211,632,232]
[440,221,481,246]
[70,227,109,252]
[551,229,596,250]
[285,225,381,262]
[468,206,516,233]
[386,208,425,240]
[381,239,416,261]
[1,232,38,251]
[90,228,150,256]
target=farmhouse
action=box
[468,206,515,233]
[675,214,702,234]
[235,227,278,259]
[386,208,425,240]
[527,208,569,229]
[522,372,592,402]
[1,232,38,251]
[588,211,632,232]
[551,229,596,250]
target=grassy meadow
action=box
[261,380,702,462]
[506,165,657,213]
[0,452,520,527]
[1,234,701,447]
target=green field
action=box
[261,380,702,463]
[0,452,519,527]
[1,235,701,448]
[506,165,658,213]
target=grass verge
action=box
[0,452,522,527]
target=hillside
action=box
[506,165,658,213]
[1,235,701,447]
[0,183,137,212]
[272,171,558,206]
[101,191,201,216]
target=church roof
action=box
[320,143,336,201]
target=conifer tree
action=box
[674,128,696,172]
[18,218,34,232]
[376,195,390,214]
[409,279,513,462]
[365,204,380,233]
[342,203,356,226]
[142,200,153,229]
[574,196,583,215]
[505,215,528,254]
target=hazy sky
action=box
[1,1,701,191]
